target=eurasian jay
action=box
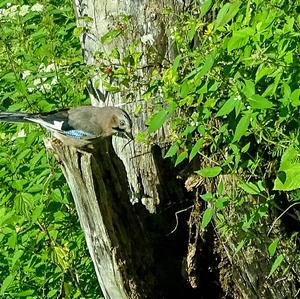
[0,106,133,148]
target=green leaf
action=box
[214,1,241,29]
[195,51,216,79]
[277,146,299,170]
[227,28,253,52]
[239,182,261,195]
[17,148,31,160]
[103,82,121,93]
[241,142,251,153]
[200,0,213,17]
[47,289,58,297]
[189,139,203,161]
[284,52,293,64]
[31,28,47,39]
[242,79,255,97]
[180,80,190,97]
[216,97,237,117]
[73,27,84,37]
[234,239,246,255]
[268,239,279,257]
[255,66,274,83]
[201,207,213,229]
[64,283,72,298]
[268,254,284,278]
[1,274,14,294]
[196,166,222,177]
[175,151,188,166]
[11,179,28,191]
[101,29,122,44]
[172,55,182,72]
[17,290,35,297]
[11,250,24,267]
[291,89,300,107]
[217,180,224,195]
[200,192,213,201]
[8,232,17,248]
[1,72,16,82]
[32,204,44,222]
[232,112,251,142]
[165,143,179,158]
[148,110,168,133]
[27,184,44,193]
[248,95,273,109]
[274,146,300,191]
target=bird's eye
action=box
[119,120,126,127]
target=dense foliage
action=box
[0,1,101,298]
[146,0,300,276]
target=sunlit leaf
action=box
[101,29,122,43]
[239,182,262,195]
[189,139,203,161]
[200,0,213,17]
[175,151,188,166]
[268,254,284,278]
[274,146,300,191]
[196,166,222,177]
[255,66,274,83]
[0,274,15,294]
[234,239,246,255]
[232,112,251,143]
[216,97,237,117]
[268,239,279,257]
[165,143,179,158]
[148,110,168,133]
[248,95,273,109]
[227,28,253,52]
[201,207,213,229]
[214,0,241,29]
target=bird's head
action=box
[111,108,133,140]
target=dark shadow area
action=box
[139,144,223,299]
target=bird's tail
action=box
[0,112,34,123]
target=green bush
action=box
[0,1,100,298]
[146,0,300,276]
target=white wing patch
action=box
[53,121,64,130]
[26,118,64,132]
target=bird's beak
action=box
[114,128,134,140]
[125,131,134,140]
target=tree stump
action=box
[45,138,158,299]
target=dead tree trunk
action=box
[73,0,184,213]
[45,139,158,299]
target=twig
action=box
[267,202,300,236]
[167,205,194,236]
[121,139,133,151]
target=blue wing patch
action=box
[63,130,96,139]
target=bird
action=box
[0,106,133,148]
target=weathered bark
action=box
[73,0,188,212]
[45,138,158,298]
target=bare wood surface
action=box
[45,138,157,299]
